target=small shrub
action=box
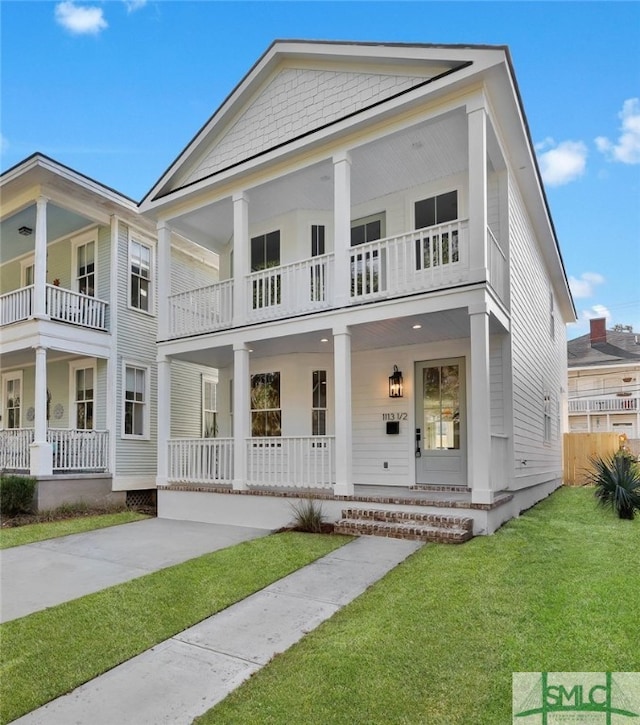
[290,498,326,533]
[586,451,640,520]
[0,475,37,518]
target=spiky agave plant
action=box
[587,452,640,520]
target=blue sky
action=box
[1,1,639,337]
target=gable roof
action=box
[568,327,640,368]
[140,40,506,207]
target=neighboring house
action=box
[567,318,640,442]
[140,40,576,536]
[0,154,217,508]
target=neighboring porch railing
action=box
[168,438,234,484]
[0,428,34,470]
[0,286,33,326]
[168,280,233,338]
[568,396,639,413]
[46,285,108,330]
[246,254,334,322]
[487,226,507,303]
[246,436,335,489]
[47,429,109,471]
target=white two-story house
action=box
[140,40,575,537]
[0,154,218,508]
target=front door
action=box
[415,358,466,485]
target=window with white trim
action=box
[21,258,35,287]
[73,365,94,430]
[129,238,152,312]
[202,376,217,438]
[76,240,95,296]
[311,225,325,257]
[123,364,148,437]
[544,390,553,443]
[312,370,327,436]
[2,373,22,429]
[251,372,281,437]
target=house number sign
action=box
[382,412,408,421]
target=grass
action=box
[0,510,150,549]
[196,487,640,724]
[0,531,351,724]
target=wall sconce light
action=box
[18,226,33,236]
[389,365,403,398]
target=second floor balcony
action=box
[0,284,108,332]
[166,221,507,339]
[568,396,639,414]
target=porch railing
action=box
[168,280,233,338]
[47,429,109,471]
[0,286,33,326]
[568,397,639,413]
[487,226,507,303]
[46,285,108,330]
[246,254,334,322]
[350,220,469,303]
[246,436,335,489]
[0,428,34,470]
[168,438,234,484]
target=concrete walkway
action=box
[0,518,269,623]
[10,530,422,725]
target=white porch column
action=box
[333,152,352,307]
[232,342,250,490]
[467,99,488,275]
[33,196,49,319]
[157,222,172,340]
[232,192,249,326]
[333,325,353,496]
[30,345,53,475]
[469,303,493,504]
[156,356,171,487]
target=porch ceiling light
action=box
[18,226,33,236]
[389,365,403,398]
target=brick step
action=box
[335,518,473,544]
[410,484,472,493]
[341,508,473,531]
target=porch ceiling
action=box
[0,347,91,370]
[166,107,469,251]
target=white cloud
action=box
[536,138,588,187]
[569,272,605,299]
[55,1,107,35]
[0,133,8,153]
[595,98,640,164]
[124,0,147,12]
[581,304,611,323]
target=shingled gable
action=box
[141,40,499,206]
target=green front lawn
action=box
[0,510,150,549]
[0,532,350,724]
[198,487,640,724]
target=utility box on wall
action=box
[386,421,400,435]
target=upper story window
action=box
[76,240,95,297]
[251,372,281,437]
[251,231,280,271]
[351,213,385,246]
[415,191,458,230]
[311,225,325,257]
[130,238,152,312]
[21,259,34,287]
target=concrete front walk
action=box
[0,518,269,623]
[14,536,422,725]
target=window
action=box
[350,213,385,247]
[251,231,280,271]
[251,372,281,436]
[312,370,327,436]
[423,364,461,450]
[202,377,217,438]
[544,390,552,443]
[415,191,458,230]
[549,289,555,340]
[123,364,148,437]
[74,366,94,430]
[311,225,325,257]
[310,226,327,302]
[76,240,95,296]
[351,213,385,296]
[21,258,34,287]
[130,238,152,312]
[415,191,459,270]
[3,373,22,429]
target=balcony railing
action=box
[169,280,233,338]
[168,438,234,484]
[568,397,639,413]
[0,428,34,470]
[246,436,335,489]
[0,284,108,330]
[48,429,109,471]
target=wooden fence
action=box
[563,432,620,486]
